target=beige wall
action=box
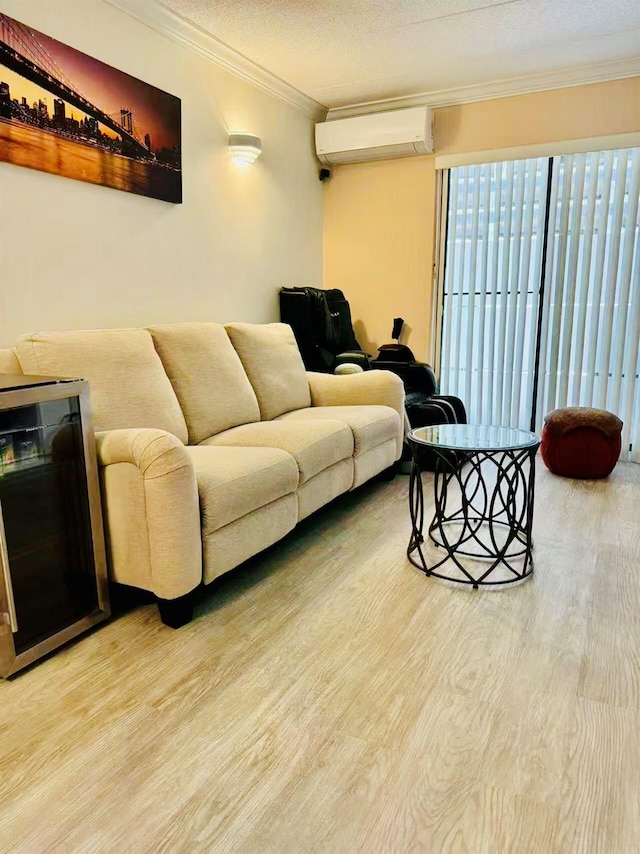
[323,77,640,362]
[0,0,323,347]
[323,156,437,362]
[436,77,640,156]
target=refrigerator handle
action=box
[0,500,18,633]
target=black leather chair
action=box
[279,292,466,469]
[371,327,466,470]
[371,319,466,423]
[279,286,371,373]
[371,351,466,426]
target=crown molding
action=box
[326,57,640,120]
[101,1,638,122]
[103,0,326,120]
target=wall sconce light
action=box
[229,133,262,164]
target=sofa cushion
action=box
[186,445,298,532]
[353,439,397,488]
[275,405,400,456]
[16,329,188,442]
[296,459,354,520]
[201,419,353,485]
[225,322,311,420]
[200,497,298,586]
[149,323,260,444]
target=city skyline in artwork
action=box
[0,12,182,203]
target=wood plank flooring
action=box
[1,461,639,852]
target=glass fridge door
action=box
[0,390,106,673]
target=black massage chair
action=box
[371,317,466,431]
[279,288,467,468]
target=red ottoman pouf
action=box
[541,407,623,479]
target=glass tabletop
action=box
[409,423,540,451]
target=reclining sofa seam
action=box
[143,462,193,481]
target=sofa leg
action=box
[378,463,397,482]
[157,592,195,628]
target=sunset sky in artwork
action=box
[0,13,181,151]
[0,66,120,139]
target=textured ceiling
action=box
[162,0,640,108]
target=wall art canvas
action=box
[0,13,182,203]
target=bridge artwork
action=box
[0,12,182,203]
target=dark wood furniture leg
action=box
[157,592,194,628]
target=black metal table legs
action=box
[408,446,537,587]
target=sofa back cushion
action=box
[0,349,21,374]
[225,323,311,421]
[16,329,188,441]
[149,323,261,443]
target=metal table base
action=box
[408,431,539,588]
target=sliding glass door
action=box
[440,147,640,462]
[536,149,640,462]
[440,158,548,430]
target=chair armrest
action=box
[307,370,406,454]
[95,429,202,600]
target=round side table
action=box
[408,424,541,588]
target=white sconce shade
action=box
[229,133,262,164]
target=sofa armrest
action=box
[307,370,406,455]
[0,348,21,374]
[95,428,202,600]
[308,369,404,411]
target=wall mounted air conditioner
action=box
[315,105,433,166]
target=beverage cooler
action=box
[0,376,109,677]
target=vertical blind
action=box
[536,149,640,462]
[440,158,548,429]
[440,148,640,463]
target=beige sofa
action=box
[1,322,403,626]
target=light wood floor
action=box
[1,461,639,853]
